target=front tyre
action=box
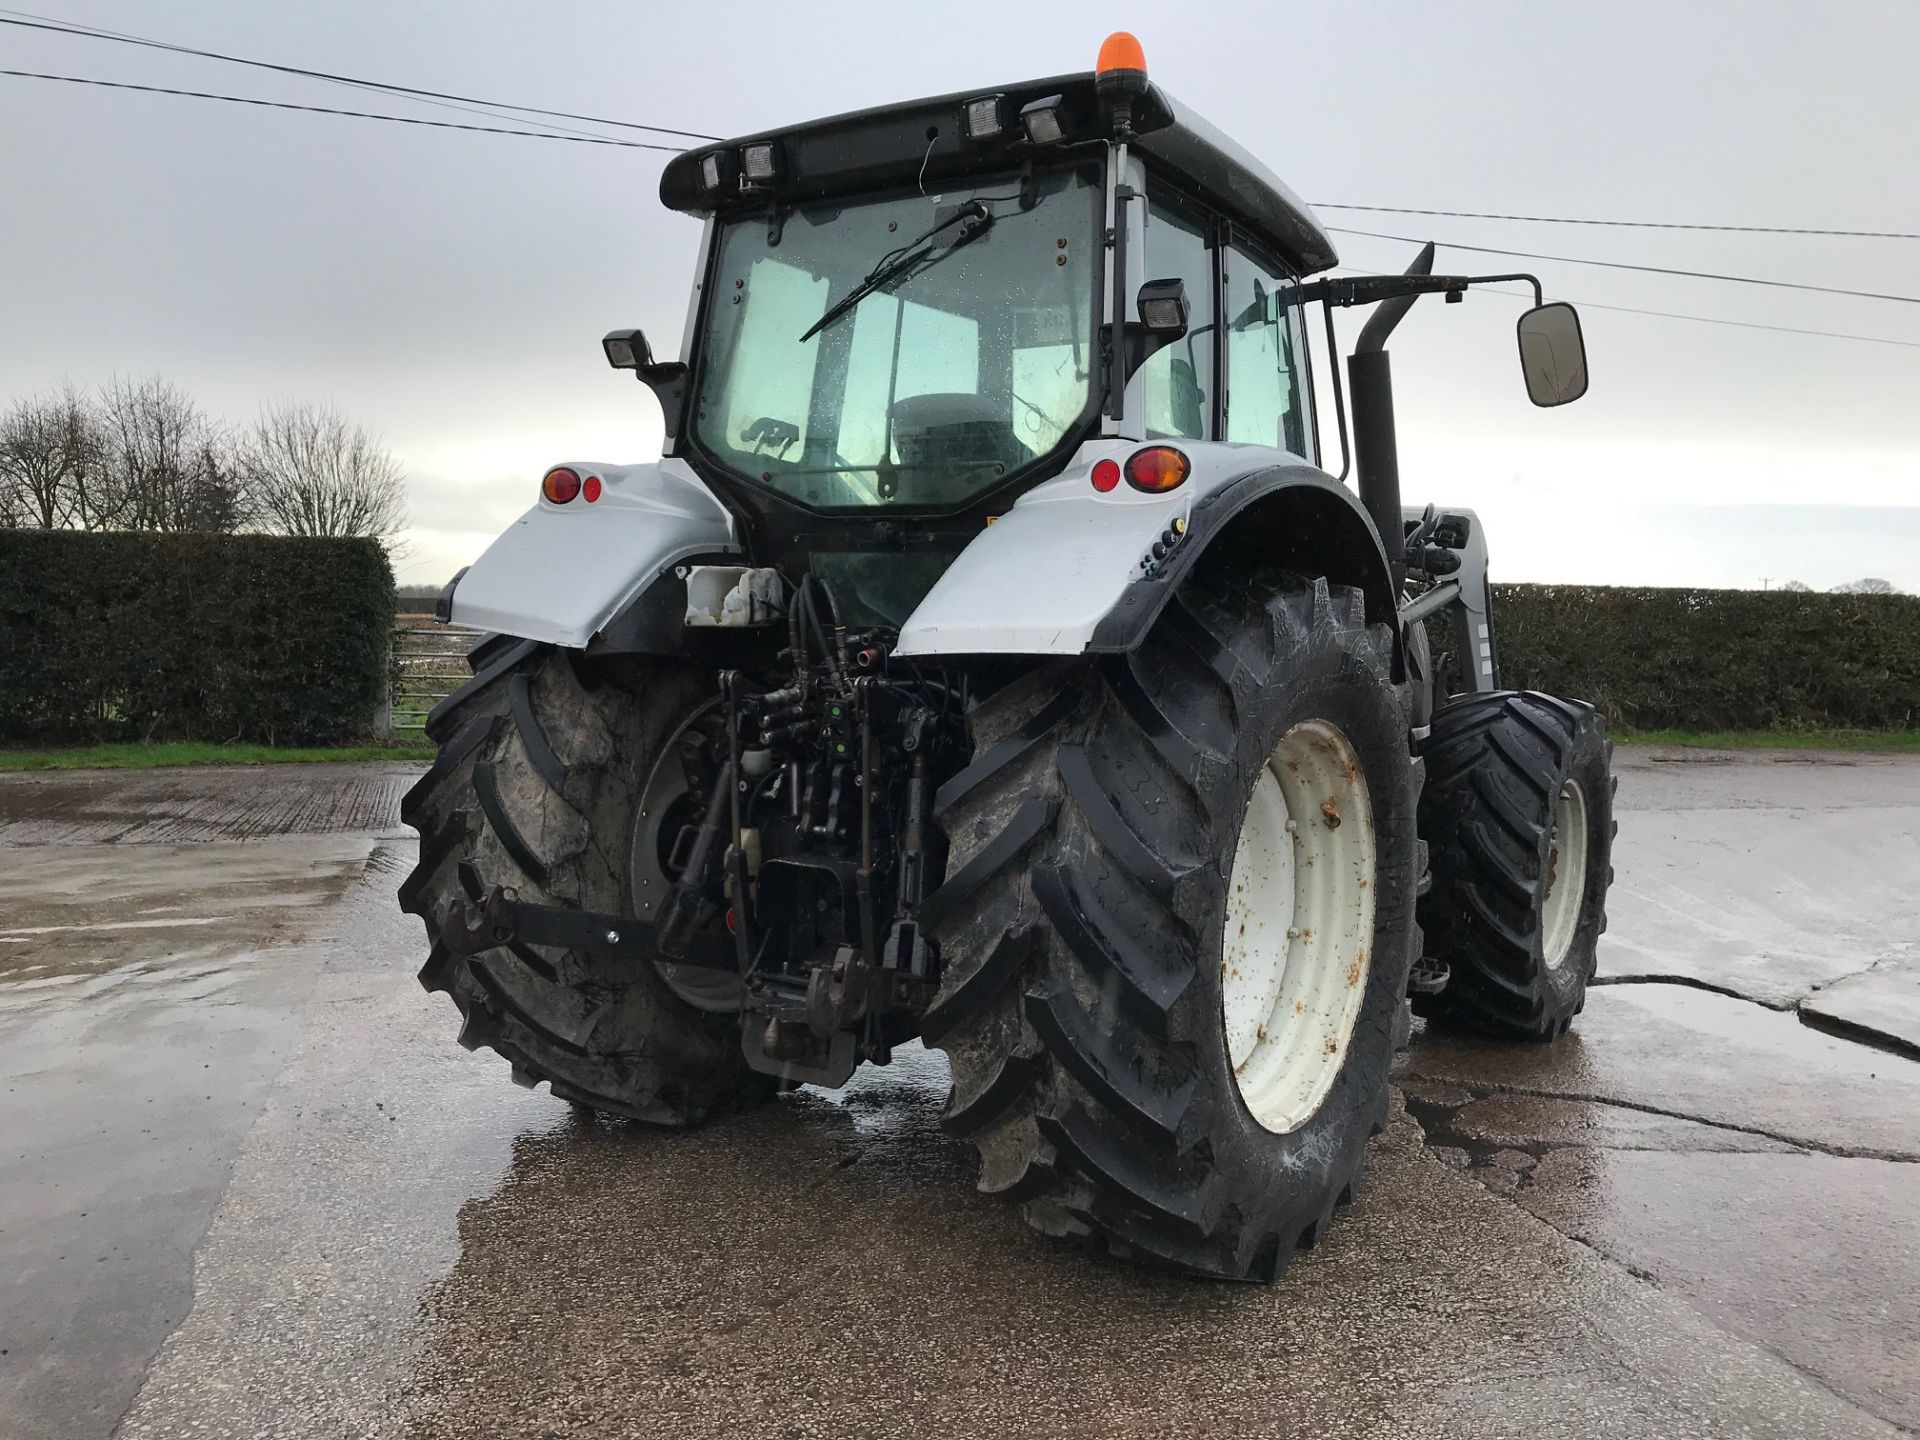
[921,570,1420,1281]
[1414,690,1615,1040]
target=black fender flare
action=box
[1086,465,1402,675]
[584,550,744,658]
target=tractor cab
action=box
[603,35,1583,632]
[610,42,1341,579]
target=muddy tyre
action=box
[919,569,1420,1281]
[398,641,774,1123]
[1414,690,1615,1041]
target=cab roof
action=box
[658,72,1338,276]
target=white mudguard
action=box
[448,458,738,647]
[893,438,1307,656]
[449,441,1335,655]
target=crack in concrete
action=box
[1593,975,1920,1065]
[1402,1072,1920,1165]
[1796,1006,1920,1063]
[1543,1218,1920,1439]
[1402,1080,1920,1434]
[1796,951,1920,1062]
[1591,973,1790,1008]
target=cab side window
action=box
[1224,238,1309,458]
[1138,201,1215,439]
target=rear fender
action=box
[893,442,1397,660]
[445,458,738,647]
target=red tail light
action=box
[1090,458,1121,493]
[542,467,581,504]
[582,474,603,503]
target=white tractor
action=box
[402,32,1613,1280]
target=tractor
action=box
[402,32,1614,1281]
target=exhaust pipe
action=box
[1347,241,1435,591]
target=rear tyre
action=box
[920,569,1420,1281]
[1414,690,1615,1040]
[398,642,774,1123]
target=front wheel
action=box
[920,569,1420,1281]
[1414,690,1615,1040]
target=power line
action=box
[10,11,1919,325]
[0,68,684,149]
[15,7,1918,251]
[0,10,635,143]
[0,11,720,142]
[1328,265,1920,350]
[1326,226,1920,306]
[14,8,1916,255]
[1313,203,1920,242]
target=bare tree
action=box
[96,375,247,534]
[1831,578,1895,595]
[238,400,408,541]
[0,385,105,529]
[1776,580,1812,592]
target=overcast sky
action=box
[5,1,1918,591]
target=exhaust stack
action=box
[1347,241,1435,590]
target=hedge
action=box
[0,531,396,746]
[1485,584,1920,732]
[3,540,1913,741]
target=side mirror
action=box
[602,328,655,371]
[1136,278,1190,337]
[1517,302,1588,407]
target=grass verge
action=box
[0,740,436,772]
[1617,728,1920,752]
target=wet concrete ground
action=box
[2,747,1917,1438]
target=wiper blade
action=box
[799,202,993,343]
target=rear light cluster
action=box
[542,467,602,505]
[1090,446,1191,495]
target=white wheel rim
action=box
[1541,778,1589,971]
[1221,719,1376,1134]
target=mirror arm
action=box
[635,362,691,444]
[1282,269,1544,312]
[1461,271,1545,306]
[1101,321,1187,385]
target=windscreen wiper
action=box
[799,201,994,343]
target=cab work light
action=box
[699,150,737,193]
[964,94,1005,139]
[542,467,581,505]
[740,142,781,185]
[1019,94,1066,146]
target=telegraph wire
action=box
[8,23,1920,327]
[0,68,684,149]
[10,8,1919,247]
[0,10,722,141]
[1328,265,1920,351]
[9,9,1918,255]
[1313,203,1920,242]
[0,10,643,144]
[1326,227,1920,306]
